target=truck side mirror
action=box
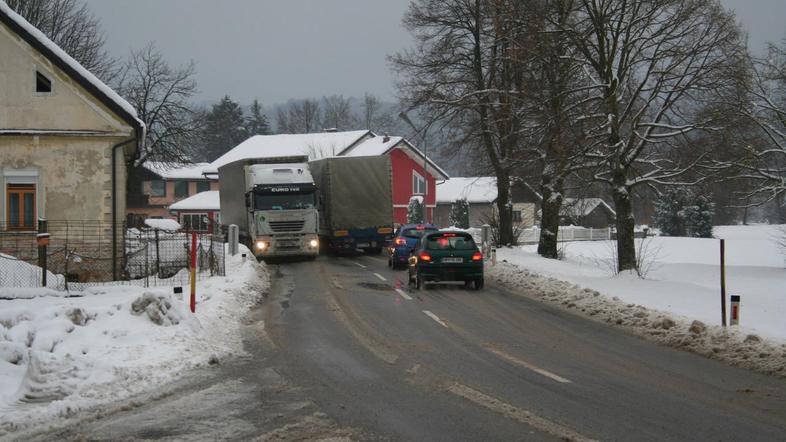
[245,192,253,211]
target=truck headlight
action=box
[256,241,268,250]
[309,239,319,248]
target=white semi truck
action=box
[218,155,319,259]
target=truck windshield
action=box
[254,193,316,210]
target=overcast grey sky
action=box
[85,0,786,105]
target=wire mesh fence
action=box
[0,220,225,294]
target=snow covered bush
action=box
[449,198,470,229]
[407,196,424,224]
[685,196,715,238]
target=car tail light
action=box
[395,238,406,245]
[416,225,425,230]
[472,252,483,261]
[419,252,432,262]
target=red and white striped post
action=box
[730,295,740,326]
[190,232,197,313]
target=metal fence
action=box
[0,220,225,294]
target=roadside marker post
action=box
[720,239,727,327]
[730,295,741,326]
[190,232,197,313]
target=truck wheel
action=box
[366,247,383,255]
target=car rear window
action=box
[425,233,477,250]
[403,227,437,238]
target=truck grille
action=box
[269,220,305,232]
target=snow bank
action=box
[488,262,786,377]
[488,225,786,377]
[0,246,268,435]
[0,253,65,295]
[144,218,181,231]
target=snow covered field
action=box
[0,246,268,436]
[489,224,786,376]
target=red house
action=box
[338,136,450,225]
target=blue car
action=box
[388,224,438,269]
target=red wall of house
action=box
[389,148,437,225]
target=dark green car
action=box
[408,231,484,290]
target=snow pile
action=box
[487,224,786,377]
[0,246,268,435]
[0,253,65,297]
[144,218,181,231]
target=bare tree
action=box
[361,93,400,134]
[276,99,322,134]
[6,0,116,81]
[392,0,537,245]
[730,40,786,204]
[114,43,202,167]
[322,95,357,130]
[555,0,744,271]
[523,1,591,258]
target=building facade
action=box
[0,4,144,278]
[126,162,218,226]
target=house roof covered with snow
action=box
[169,191,220,211]
[0,2,144,133]
[340,136,450,180]
[144,162,214,180]
[436,177,497,204]
[211,130,372,169]
[560,198,616,217]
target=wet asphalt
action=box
[18,254,786,441]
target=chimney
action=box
[383,134,390,143]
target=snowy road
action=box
[22,254,786,441]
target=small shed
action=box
[434,177,536,228]
[168,190,221,233]
[559,198,616,228]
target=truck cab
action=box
[245,163,320,258]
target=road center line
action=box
[486,346,572,384]
[374,273,387,281]
[447,383,596,442]
[395,288,413,300]
[353,262,367,269]
[423,310,448,328]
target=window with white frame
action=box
[412,171,426,195]
[181,213,209,232]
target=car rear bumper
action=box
[418,264,483,281]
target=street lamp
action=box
[399,111,431,223]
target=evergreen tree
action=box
[652,188,693,236]
[685,196,715,238]
[202,96,246,161]
[407,197,424,224]
[449,199,470,229]
[245,98,271,136]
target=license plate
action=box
[442,257,463,263]
[357,243,370,248]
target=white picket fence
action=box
[518,226,612,244]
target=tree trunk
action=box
[612,175,636,272]
[537,178,563,259]
[496,174,513,246]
